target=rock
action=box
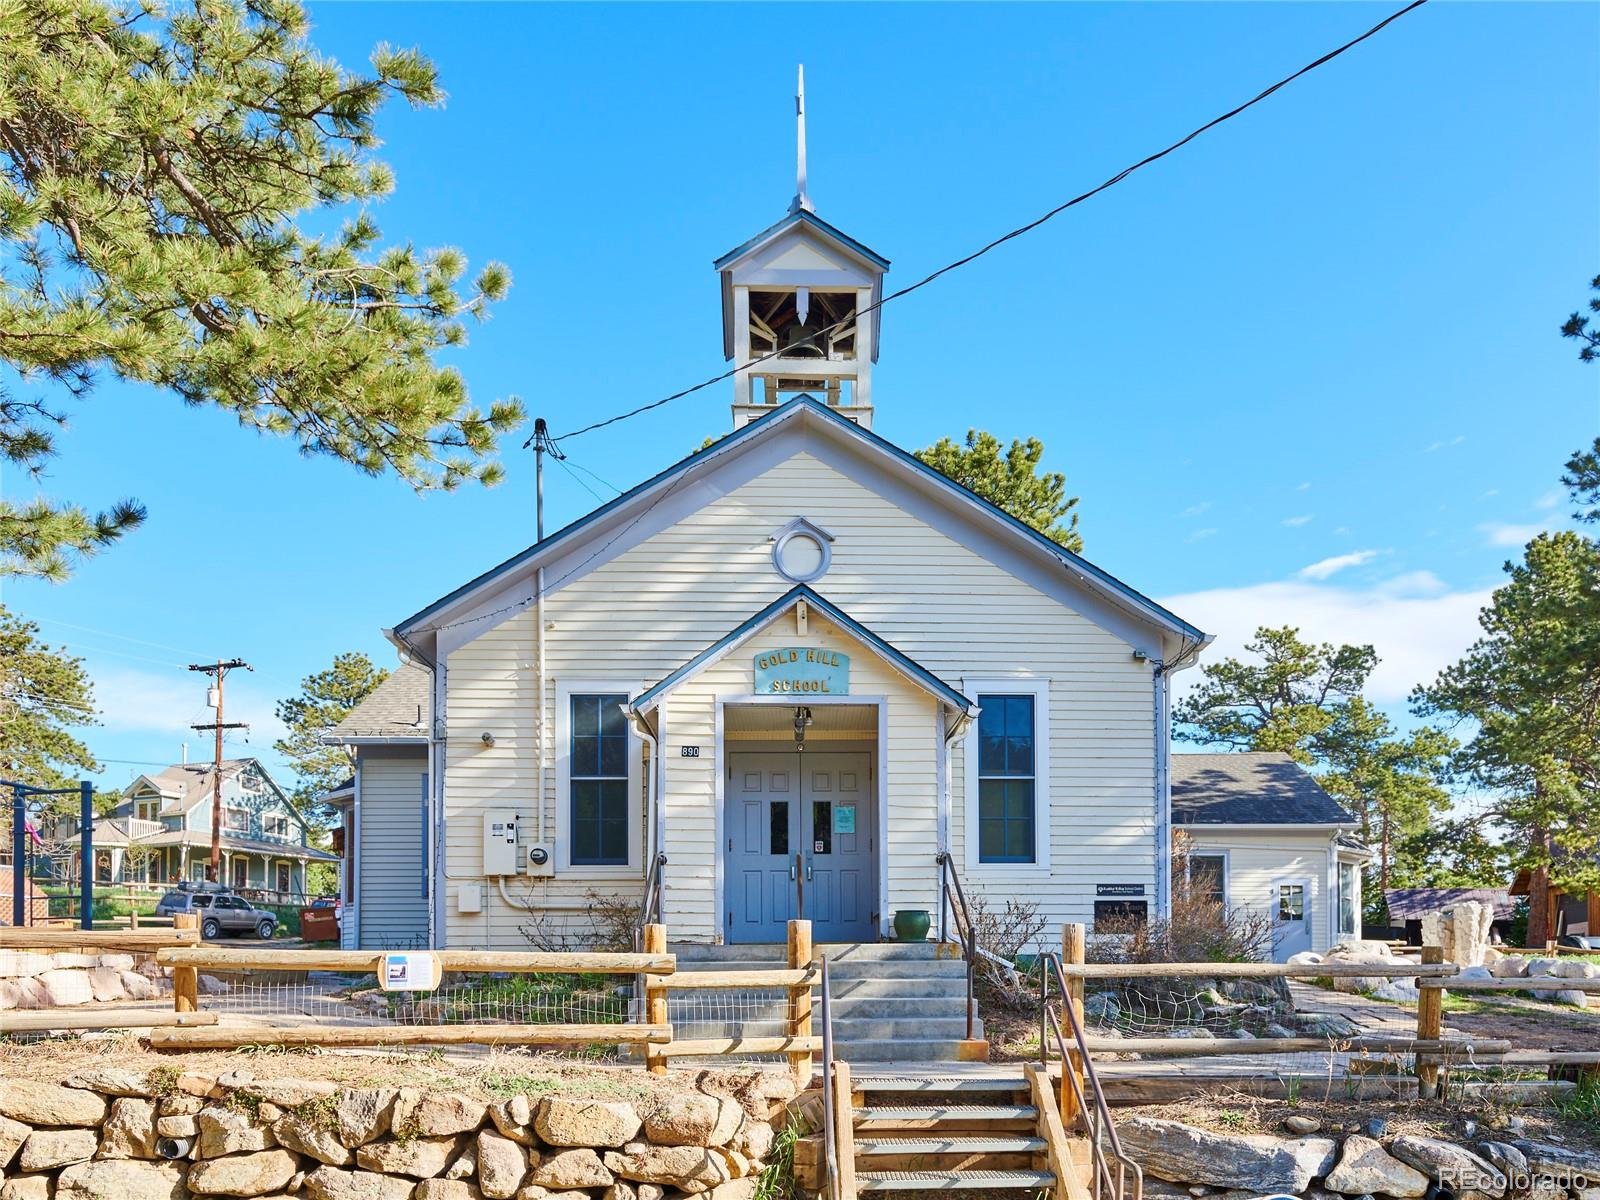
[85,966,127,1002]
[527,1149,613,1190]
[63,1071,154,1098]
[603,1144,724,1189]
[301,1167,416,1200]
[187,1150,300,1196]
[415,1183,482,1200]
[1389,1135,1506,1200]
[160,1097,205,1118]
[20,1130,99,1171]
[215,1073,253,1091]
[0,1175,53,1200]
[642,1095,721,1148]
[1227,1029,1256,1040]
[1264,1023,1296,1039]
[535,1099,641,1150]
[393,1093,485,1140]
[56,1160,188,1200]
[1371,979,1421,1003]
[486,1099,533,1149]
[729,1118,771,1162]
[1503,1117,1525,1137]
[1116,1119,1337,1195]
[247,1083,335,1109]
[1,1113,32,1169]
[36,969,94,1006]
[445,1145,478,1182]
[703,1181,759,1200]
[602,1186,637,1200]
[1552,990,1590,1008]
[0,1082,109,1128]
[1527,959,1559,978]
[1287,951,1325,966]
[355,1138,462,1179]
[333,1091,396,1149]
[476,1132,528,1199]
[1361,1117,1388,1140]
[1490,956,1529,979]
[1083,993,1121,1022]
[1510,1140,1600,1178]
[1552,959,1598,980]
[197,976,230,996]
[156,1117,199,1140]
[1477,1142,1527,1180]
[271,1116,348,1166]
[516,1191,592,1200]
[198,1108,275,1158]
[1324,1136,1429,1198]
[1283,1116,1322,1135]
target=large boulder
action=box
[393,1093,485,1140]
[1489,955,1529,979]
[1553,959,1599,980]
[20,1129,99,1171]
[1116,1119,1336,1194]
[527,1150,613,1190]
[416,1183,481,1200]
[101,1098,158,1160]
[475,1132,528,1199]
[1510,1140,1600,1178]
[535,1100,641,1150]
[641,1096,720,1149]
[245,1082,334,1109]
[272,1115,350,1166]
[0,1082,108,1128]
[56,1160,187,1200]
[487,1099,534,1148]
[1389,1134,1506,1200]
[186,1150,299,1197]
[63,1071,153,1098]
[333,1090,396,1149]
[1323,1135,1430,1197]
[197,1109,275,1158]
[0,1175,53,1200]
[35,970,94,1007]
[355,1137,462,1179]
[85,967,127,1003]
[602,1145,726,1189]
[302,1167,415,1200]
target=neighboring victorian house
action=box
[1172,752,1373,960]
[324,122,1218,952]
[92,758,336,900]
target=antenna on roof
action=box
[789,64,814,216]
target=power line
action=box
[556,0,1428,442]
[31,616,202,659]
[561,455,624,496]
[552,454,610,505]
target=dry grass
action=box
[0,1035,781,1104]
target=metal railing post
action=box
[79,780,93,931]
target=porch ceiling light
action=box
[793,705,813,745]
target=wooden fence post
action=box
[831,1059,857,1200]
[1415,945,1443,1099]
[787,919,814,1086]
[1061,923,1086,1131]
[172,913,199,1013]
[643,922,669,1076]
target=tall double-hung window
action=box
[977,694,1037,864]
[570,693,629,865]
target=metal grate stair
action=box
[857,1168,1057,1192]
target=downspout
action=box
[350,758,362,949]
[537,568,547,848]
[623,703,661,875]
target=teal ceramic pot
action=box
[892,908,932,942]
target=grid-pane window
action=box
[977,694,1036,863]
[570,694,629,865]
[1190,854,1227,906]
[1338,862,1360,936]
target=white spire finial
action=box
[790,64,814,215]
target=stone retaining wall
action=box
[0,952,172,1010]
[0,1070,794,1200]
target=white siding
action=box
[1182,828,1338,958]
[441,449,1158,949]
[356,752,429,949]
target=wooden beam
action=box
[1027,1062,1090,1200]
[1,929,198,951]
[155,947,675,975]
[660,967,818,990]
[1094,1074,1423,1105]
[1414,946,1444,1099]
[656,1035,822,1058]
[1061,924,1086,1132]
[643,923,668,1078]
[4,1010,219,1032]
[171,914,199,1014]
[147,1023,672,1050]
[1419,977,1600,992]
[831,1060,857,1200]
[788,920,813,1085]
[1058,961,1457,979]
[1083,1036,1511,1056]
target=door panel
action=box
[801,751,874,943]
[725,753,801,943]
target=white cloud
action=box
[1187,527,1218,543]
[1282,514,1313,527]
[95,667,286,746]
[1297,550,1378,581]
[1295,482,1312,492]
[1478,521,1547,548]
[1162,575,1491,702]
[1535,489,1563,511]
[1425,435,1465,453]
[1180,502,1212,518]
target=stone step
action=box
[854,1105,1038,1132]
[829,961,967,980]
[833,1017,971,1040]
[836,1038,973,1063]
[857,1169,1055,1192]
[828,996,969,1019]
[855,1134,1047,1157]
[830,976,966,999]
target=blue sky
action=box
[6,2,1597,796]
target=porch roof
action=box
[625,583,977,717]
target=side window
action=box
[976,694,1036,863]
[1189,854,1227,906]
[569,694,629,866]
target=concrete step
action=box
[833,1017,970,1040]
[830,976,966,999]
[855,1134,1047,1157]
[857,1169,1054,1192]
[829,960,967,979]
[836,1038,973,1063]
[829,996,969,1019]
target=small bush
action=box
[1090,835,1271,965]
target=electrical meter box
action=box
[526,843,555,878]
[483,810,519,875]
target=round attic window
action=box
[773,530,829,583]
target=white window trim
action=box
[1275,877,1312,925]
[1335,858,1362,938]
[960,676,1051,877]
[555,678,644,874]
[222,805,250,834]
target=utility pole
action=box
[526,417,564,541]
[187,659,251,883]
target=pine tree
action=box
[273,651,388,830]
[1,0,522,580]
[0,604,99,791]
[915,430,1082,551]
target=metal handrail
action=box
[935,851,977,1040]
[632,852,667,951]
[819,953,839,1200]
[1040,951,1143,1200]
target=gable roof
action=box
[392,397,1209,663]
[713,209,890,273]
[627,584,976,716]
[325,662,431,743]
[1172,752,1356,826]
[122,758,308,829]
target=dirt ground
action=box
[0,1034,784,1104]
[1434,993,1600,1053]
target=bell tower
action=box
[715,66,890,430]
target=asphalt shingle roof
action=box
[327,662,431,740]
[1171,752,1356,826]
[1383,887,1516,922]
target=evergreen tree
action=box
[1,0,521,581]
[1559,275,1599,525]
[915,430,1082,552]
[1413,531,1600,947]
[0,604,99,791]
[273,651,388,830]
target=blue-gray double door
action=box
[725,751,875,943]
